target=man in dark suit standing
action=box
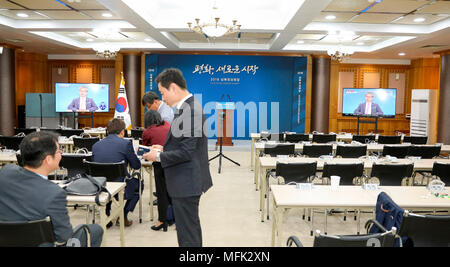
[353,91,384,116]
[0,131,103,246]
[92,118,141,227]
[143,68,213,247]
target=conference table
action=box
[257,156,450,222]
[253,142,450,187]
[55,180,126,247]
[270,184,450,247]
[250,133,353,169]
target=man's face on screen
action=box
[365,93,374,103]
[79,87,88,97]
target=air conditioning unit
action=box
[410,89,438,144]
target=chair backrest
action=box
[336,145,367,158]
[13,128,37,136]
[370,163,414,186]
[382,145,410,158]
[259,133,284,142]
[322,162,364,185]
[0,136,24,151]
[398,211,450,247]
[59,129,84,138]
[352,135,376,144]
[378,135,401,144]
[312,134,336,143]
[72,137,100,151]
[275,162,317,184]
[83,160,127,182]
[39,128,62,135]
[431,162,450,185]
[16,152,24,167]
[313,229,396,247]
[131,129,144,140]
[263,144,295,157]
[0,217,56,247]
[284,133,310,143]
[60,154,92,178]
[303,144,333,158]
[407,145,441,159]
[403,136,427,145]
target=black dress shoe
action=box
[106,221,113,229]
[151,222,167,232]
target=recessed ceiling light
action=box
[102,13,113,18]
[86,38,94,42]
[398,52,406,56]
[16,13,29,18]
[296,40,304,44]
[356,42,364,45]
[144,38,152,42]
[325,15,336,20]
[414,17,426,23]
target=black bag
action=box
[63,173,111,206]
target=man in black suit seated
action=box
[143,68,213,247]
[92,118,141,228]
[0,131,103,246]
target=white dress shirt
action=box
[365,102,371,115]
[80,97,86,110]
[175,93,193,110]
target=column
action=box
[0,46,16,136]
[310,55,331,133]
[437,54,450,144]
[122,53,142,127]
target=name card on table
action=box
[362,184,379,190]
[296,183,314,191]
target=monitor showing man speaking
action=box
[342,88,397,118]
[55,83,109,112]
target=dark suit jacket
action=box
[354,102,384,116]
[67,97,98,112]
[0,164,73,243]
[160,96,213,198]
[92,134,141,177]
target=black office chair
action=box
[370,163,414,186]
[83,160,127,182]
[60,154,92,178]
[72,137,100,152]
[131,129,144,140]
[13,128,37,136]
[261,143,295,157]
[322,162,365,186]
[59,129,84,138]
[284,133,310,143]
[382,145,411,158]
[312,134,336,144]
[352,135,376,144]
[39,128,62,135]
[303,144,333,158]
[0,217,56,247]
[407,145,441,159]
[266,162,317,220]
[336,145,367,158]
[287,228,396,247]
[403,136,427,145]
[0,136,24,151]
[427,162,450,185]
[259,133,284,142]
[397,211,450,247]
[378,135,401,144]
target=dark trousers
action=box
[172,195,202,247]
[153,162,171,223]
[106,177,143,219]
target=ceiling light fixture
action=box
[327,46,354,62]
[297,40,304,44]
[325,15,336,20]
[16,13,29,18]
[398,52,406,56]
[356,42,364,45]
[93,43,120,59]
[187,1,240,38]
[102,13,113,18]
[414,17,426,23]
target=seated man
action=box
[92,118,141,228]
[0,131,103,247]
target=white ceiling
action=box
[0,0,449,60]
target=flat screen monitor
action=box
[342,88,396,118]
[55,83,109,113]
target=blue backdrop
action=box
[145,54,307,139]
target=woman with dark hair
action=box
[142,110,171,231]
